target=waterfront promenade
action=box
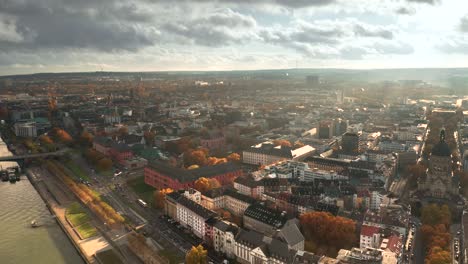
[27,167,112,264]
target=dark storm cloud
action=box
[162,9,257,47]
[0,0,159,51]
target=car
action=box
[457,230,461,235]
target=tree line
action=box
[46,160,124,228]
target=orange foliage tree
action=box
[273,139,292,148]
[300,211,357,257]
[194,177,220,193]
[420,204,452,264]
[154,188,173,209]
[227,153,241,163]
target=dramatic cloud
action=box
[258,20,400,58]
[150,0,336,8]
[0,0,160,51]
[162,9,257,46]
[0,0,467,74]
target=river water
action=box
[0,138,83,264]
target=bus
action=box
[137,199,148,208]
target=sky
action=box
[1,0,468,75]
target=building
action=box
[318,120,334,139]
[200,134,226,152]
[342,132,360,154]
[243,204,287,236]
[234,229,296,264]
[175,195,216,239]
[360,225,381,249]
[242,142,315,165]
[336,247,383,264]
[13,122,37,137]
[417,130,459,199]
[213,220,239,258]
[145,161,242,190]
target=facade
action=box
[342,132,360,154]
[175,195,216,239]
[213,220,238,258]
[360,225,381,249]
[200,135,226,152]
[144,161,242,190]
[242,142,315,166]
[417,130,459,199]
[14,122,37,137]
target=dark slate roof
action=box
[120,134,143,145]
[224,188,256,204]
[176,195,216,219]
[214,220,239,233]
[146,161,241,183]
[234,175,258,188]
[244,204,287,229]
[246,143,293,158]
[235,229,265,249]
[235,229,295,262]
[277,221,304,247]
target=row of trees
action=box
[420,204,452,264]
[46,160,124,228]
[127,232,169,264]
[183,148,240,167]
[299,211,357,257]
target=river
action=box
[0,137,83,264]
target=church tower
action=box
[418,129,459,199]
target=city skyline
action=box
[2,0,468,75]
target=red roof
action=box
[361,225,380,237]
[385,235,403,254]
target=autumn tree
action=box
[51,128,73,144]
[184,149,208,167]
[185,245,207,264]
[194,177,220,193]
[78,130,94,147]
[273,139,292,148]
[96,158,113,172]
[118,126,129,137]
[294,141,305,148]
[154,188,173,209]
[227,153,241,163]
[143,130,156,146]
[421,204,451,228]
[300,211,357,256]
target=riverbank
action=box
[27,167,114,264]
[26,169,93,263]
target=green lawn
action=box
[128,176,155,206]
[158,249,183,264]
[67,212,89,227]
[67,202,85,214]
[66,202,98,239]
[75,222,98,239]
[65,160,90,181]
